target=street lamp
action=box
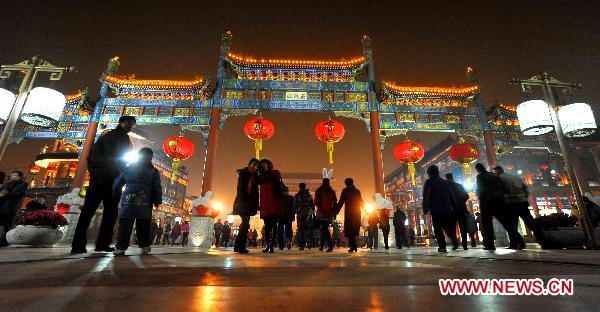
[511,73,598,248]
[0,56,74,162]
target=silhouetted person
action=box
[367,210,379,249]
[336,178,364,253]
[294,183,314,250]
[71,116,136,254]
[423,165,458,253]
[314,178,337,252]
[493,166,547,249]
[112,148,162,256]
[393,206,407,249]
[214,219,223,247]
[233,158,259,253]
[0,171,27,247]
[256,159,283,253]
[445,173,470,250]
[475,163,504,250]
[379,209,391,249]
[221,222,231,247]
[278,194,295,250]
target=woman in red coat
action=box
[256,159,283,253]
[315,178,337,252]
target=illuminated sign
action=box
[285,91,308,101]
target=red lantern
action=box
[449,143,480,180]
[163,135,195,183]
[393,141,425,185]
[315,119,345,164]
[244,117,275,159]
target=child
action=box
[113,148,162,256]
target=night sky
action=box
[1,1,599,209]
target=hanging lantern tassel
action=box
[170,159,181,183]
[327,141,334,165]
[407,162,416,185]
[463,163,472,181]
[255,138,263,159]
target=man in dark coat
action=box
[214,219,223,247]
[278,194,295,250]
[0,171,28,247]
[222,222,231,247]
[445,173,471,250]
[233,158,259,253]
[423,165,458,253]
[112,147,162,256]
[393,206,407,249]
[294,183,314,250]
[367,210,379,249]
[475,163,505,250]
[71,116,136,254]
[336,178,364,253]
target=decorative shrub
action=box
[18,210,68,228]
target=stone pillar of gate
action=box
[201,108,221,196]
[370,111,385,195]
[72,121,98,189]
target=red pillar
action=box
[370,111,385,195]
[201,108,221,196]
[483,130,497,168]
[72,121,98,189]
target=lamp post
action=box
[0,56,74,162]
[510,72,597,248]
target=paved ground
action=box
[1,244,599,311]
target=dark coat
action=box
[232,168,259,217]
[423,176,456,215]
[113,163,162,219]
[367,211,379,231]
[393,210,407,229]
[448,180,469,215]
[476,171,505,210]
[0,180,28,216]
[294,189,314,217]
[281,195,295,222]
[88,126,132,178]
[315,185,337,219]
[378,210,390,232]
[336,185,363,237]
[257,169,283,218]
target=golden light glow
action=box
[227,52,366,69]
[105,75,204,89]
[65,92,83,102]
[384,82,479,96]
[364,203,374,214]
[500,104,517,112]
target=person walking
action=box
[278,194,295,250]
[213,219,223,247]
[393,206,407,249]
[232,158,259,253]
[475,163,506,250]
[71,116,136,254]
[181,221,190,247]
[252,229,258,247]
[423,165,459,253]
[336,178,364,253]
[366,210,379,249]
[493,166,547,249]
[221,222,231,247]
[150,219,158,245]
[293,183,315,250]
[332,221,342,248]
[256,159,283,253]
[314,178,337,252]
[112,148,162,256]
[154,221,163,245]
[171,221,182,246]
[445,173,471,250]
[0,171,28,247]
[163,222,172,245]
[378,209,391,249]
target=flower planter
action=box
[6,225,64,247]
[542,227,584,249]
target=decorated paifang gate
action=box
[11,32,506,199]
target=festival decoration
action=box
[244,116,275,159]
[516,100,553,135]
[558,103,597,137]
[163,135,195,183]
[393,141,425,185]
[315,119,346,165]
[448,142,480,180]
[29,165,41,175]
[0,88,15,124]
[21,87,67,127]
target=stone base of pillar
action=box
[492,217,510,247]
[190,216,214,248]
[59,212,80,244]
